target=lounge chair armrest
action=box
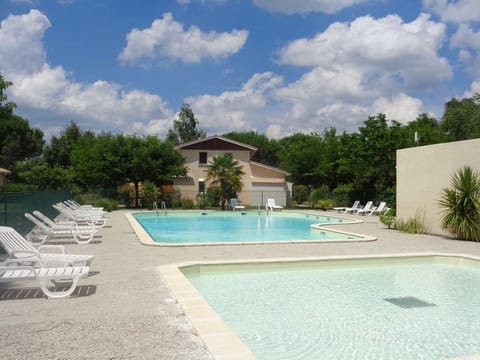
[9,250,40,259]
[0,264,35,271]
[37,245,66,254]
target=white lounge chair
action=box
[230,198,246,211]
[0,226,94,267]
[335,200,361,213]
[266,198,283,211]
[33,210,98,232]
[368,202,390,216]
[356,201,374,215]
[53,204,108,227]
[65,199,104,212]
[25,213,98,245]
[0,264,90,299]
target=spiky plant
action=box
[438,166,480,241]
[206,153,245,210]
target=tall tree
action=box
[223,131,281,167]
[404,113,447,146]
[44,121,83,167]
[277,133,325,187]
[0,74,44,168]
[167,103,206,145]
[206,153,245,210]
[441,94,480,141]
[122,135,185,207]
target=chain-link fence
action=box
[0,190,71,235]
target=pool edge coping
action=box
[158,253,480,360]
[125,210,376,246]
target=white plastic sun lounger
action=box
[368,202,390,216]
[65,200,104,212]
[53,204,108,227]
[33,210,98,232]
[335,200,361,213]
[0,226,94,267]
[25,213,98,245]
[0,264,89,299]
[356,201,374,215]
[230,198,246,211]
[266,198,283,211]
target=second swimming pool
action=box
[182,255,480,359]
[132,211,366,245]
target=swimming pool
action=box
[174,255,480,359]
[131,211,367,245]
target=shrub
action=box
[315,199,333,210]
[195,192,207,209]
[140,181,159,209]
[95,198,119,212]
[438,166,480,241]
[309,185,330,207]
[206,186,222,207]
[293,184,310,203]
[181,197,194,209]
[332,184,353,207]
[379,210,395,229]
[396,209,429,234]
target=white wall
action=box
[396,138,480,235]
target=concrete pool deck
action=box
[2,209,480,359]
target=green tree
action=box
[439,166,480,241]
[343,114,408,194]
[277,133,325,187]
[0,73,16,116]
[223,131,281,166]
[122,135,185,207]
[14,159,72,189]
[70,132,124,193]
[167,103,206,145]
[206,153,245,210]
[441,94,480,141]
[405,113,447,146]
[44,121,83,167]
[0,74,44,168]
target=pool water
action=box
[133,212,355,244]
[184,256,480,359]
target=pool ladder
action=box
[258,202,269,215]
[153,201,167,216]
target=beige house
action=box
[396,138,480,236]
[173,136,291,207]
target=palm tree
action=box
[206,153,245,210]
[439,166,480,241]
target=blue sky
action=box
[1,0,479,140]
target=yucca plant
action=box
[438,166,480,241]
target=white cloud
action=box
[0,10,49,74]
[0,10,174,138]
[252,0,371,14]
[451,24,480,49]
[422,0,480,23]
[278,13,451,90]
[118,13,248,65]
[185,72,284,135]
[371,94,423,124]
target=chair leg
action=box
[38,277,79,299]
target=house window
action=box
[198,179,205,193]
[199,152,207,165]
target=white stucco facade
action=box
[396,138,480,236]
[173,136,290,207]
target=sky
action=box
[1,0,480,141]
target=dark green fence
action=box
[0,190,71,235]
